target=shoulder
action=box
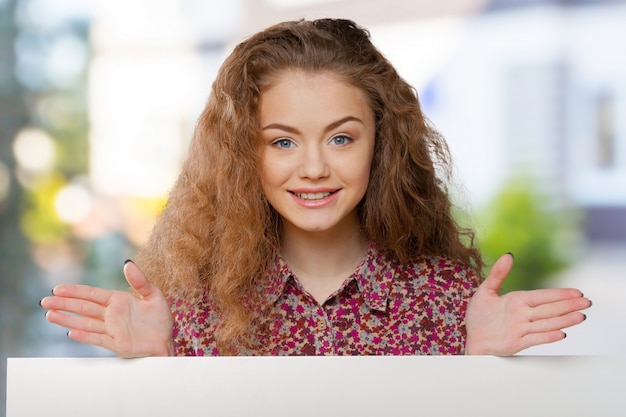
[394,254,479,296]
[169,291,220,328]
[168,291,221,356]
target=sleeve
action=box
[169,297,200,356]
[414,258,480,355]
[454,266,480,354]
[169,295,221,356]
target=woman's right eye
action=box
[273,138,295,149]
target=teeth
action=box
[296,192,332,200]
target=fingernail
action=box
[506,252,514,259]
[582,314,587,321]
[39,299,43,307]
[563,333,567,339]
[66,331,71,338]
[51,288,55,295]
[124,259,133,265]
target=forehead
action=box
[258,70,373,123]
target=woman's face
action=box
[259,70,375,239]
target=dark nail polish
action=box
[66,331,71,338]
[582,314,587,321]
[39,299,43,307]
[124,259,133,265]
[506,252,514,259]
[51,288,55,295]
[563,333,567,339]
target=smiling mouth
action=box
[293,191,335,200]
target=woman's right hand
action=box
[40,260,174,358]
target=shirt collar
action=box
[261,242,394,312]
[354,242,395,311]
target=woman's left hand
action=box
[465,253,592,355]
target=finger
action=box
[67,329,116,353]
[524,288,587,307]
[123,260,157,299]
[40,296,106,319]
[529,297,592,322]
[51,284,113,306]
[526,311,587,334]
[45,310,106,334]
[480,253,514,294]
[517,330,567,352]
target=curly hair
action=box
[136,18,483,353]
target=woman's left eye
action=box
[330,135,352,146]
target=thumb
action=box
[123,260,157,299]
[481,253,514,295]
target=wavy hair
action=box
[136,18,483,353]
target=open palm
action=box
[465,254,592,355]
[41,261,173,357]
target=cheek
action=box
[358,148,375,190]
[259,154,274,185]
[259,169,274,197]
[259,159,287,203]
[359,167,373,194]
[261,156,294,184]
[346,158,373,198]
[259,180,278,212]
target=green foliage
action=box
[477,179,575,293]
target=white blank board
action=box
[6,356,626,416]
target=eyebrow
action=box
[261,116,363,134]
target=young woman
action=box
[40,18,590,357]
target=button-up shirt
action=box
[171,243,479,356]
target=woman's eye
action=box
[273,138,295,149]
[330,135,351,146]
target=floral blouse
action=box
[170,243,479,356]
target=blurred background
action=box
[1,0,625,412]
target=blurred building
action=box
[425,1,626,243]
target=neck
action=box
[279,217,368,303]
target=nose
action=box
[298,144,329,179]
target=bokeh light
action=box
[12,128,56,173]
[54,182,92,224]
